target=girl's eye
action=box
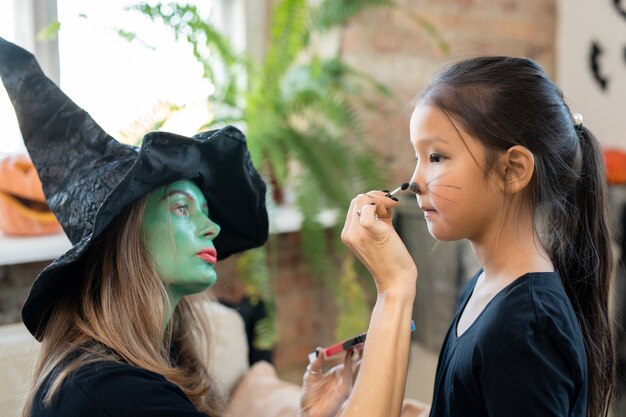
[429,154,445,163]
[173,205,189,216]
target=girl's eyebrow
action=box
[416,136,450,146]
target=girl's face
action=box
[141,180,221,297]
[409,104,505,242]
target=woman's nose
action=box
[200,217,221,239]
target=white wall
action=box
[557,0,626,149]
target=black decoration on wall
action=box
[614,0,626,20]
[590,41,609,91]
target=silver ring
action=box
[306,364,322,375]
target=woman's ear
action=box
[498,145,534,194]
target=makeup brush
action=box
[385,182,409,198]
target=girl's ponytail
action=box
[553,125,615,417]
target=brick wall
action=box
[341,0,557,185]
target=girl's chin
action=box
[426,225,461,242]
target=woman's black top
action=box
[31,360,207,416]
[429,271,588,417]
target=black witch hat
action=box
[0,37,269,340]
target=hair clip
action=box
[572,112,584,127]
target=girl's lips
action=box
[197,248,217,264]
[420,206,437,217]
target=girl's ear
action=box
[498,145,535,194]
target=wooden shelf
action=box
[0,232,71,266]
[269,205,339,234]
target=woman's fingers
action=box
[305,348,325,380]
[354,193,398,235]
[341,350,355,387]
[341,198,357,243]
[340,348,365,388]
[358,202,379,229]
[365,191,398,219]
[352,357,362,385]
[341,191,417,291]
[343,193,398,239]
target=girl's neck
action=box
[470,205,554,284]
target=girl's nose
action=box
[409,182,423,195]
[409,169,424,195]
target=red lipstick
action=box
[317,320,416,359]
[323,333,367,358]
[197,248,217,264]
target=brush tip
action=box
[401,182,409,190]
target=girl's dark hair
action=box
[420,56,614,416]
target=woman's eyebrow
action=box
[160,190,194,202]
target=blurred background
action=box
[0,0,625,415]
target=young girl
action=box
[340,56,614,417]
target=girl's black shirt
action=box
[429,271,588,417]
[31,359,207,417]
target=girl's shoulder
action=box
[473,271,584,350]
[33,360,205,417]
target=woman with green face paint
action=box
[142,180,221,320]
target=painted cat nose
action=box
[409,182,423,195]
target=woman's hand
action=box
[341,191,417,293]
[401,399,431,417]
[299,348,362,417]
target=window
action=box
[0,1,22,154]
[0,0,250,153]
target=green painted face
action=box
[141,180,220,302]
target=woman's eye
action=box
[173,205,189,216]
[429,154,445,163]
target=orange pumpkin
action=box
[603,148,626,185]
[0,154,62,236]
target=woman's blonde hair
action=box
[22,195,225,416]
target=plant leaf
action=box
[36,21,61,41]
[312,0,395,32]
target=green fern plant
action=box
[128,0,448,346]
